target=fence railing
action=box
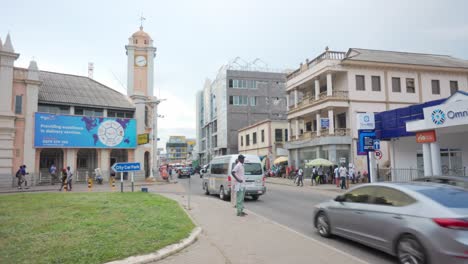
[376,168,423,182]
[376,167,467,182]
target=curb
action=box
[105,226,202,264]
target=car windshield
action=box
[415,187,468,208]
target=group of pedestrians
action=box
[49,163,73,191]
[292,163,365,190]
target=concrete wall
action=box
[226,70,287,155]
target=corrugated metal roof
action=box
[38,71,135,110]
[345,48,468,69]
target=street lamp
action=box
[136,98,166,179]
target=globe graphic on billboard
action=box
[98,120,125,147]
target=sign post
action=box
[131,172,134,192]
[111,162,141,193]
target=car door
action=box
[327,186,375,241]
[357,186,417,252]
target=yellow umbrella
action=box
[273,156,288,164]
[305,158,333,167]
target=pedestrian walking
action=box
[296,167,304,186]
[231,155,246,217]
[348,164,355,188]
[334,165,340,187]
[59,168,67,191]
[311,166,317,185]
[318,166,324,184]
[66,166,73,191]
[339,164,347,190]
[49,163,57,185]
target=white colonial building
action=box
[286,48,468,173]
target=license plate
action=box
[257,191,263,194]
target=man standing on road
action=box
[231,155,246,217]
[339,164,347,190]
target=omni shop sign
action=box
[424,100,468,129]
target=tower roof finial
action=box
[139,13,146,30]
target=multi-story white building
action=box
[285,48,468,173]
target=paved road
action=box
[178,175,396,264]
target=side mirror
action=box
[200,169,206,174]
[335,195,346,202]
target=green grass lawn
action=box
[0,192,195,264]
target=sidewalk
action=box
[266,177,360,194]
[155,192,369,264]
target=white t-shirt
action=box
[339,167,347,177]
[232,163,245,181]
[334,167,339,178]
[298,169,303,176]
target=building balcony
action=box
[288,90,349,112]
[294,128,350,141]
[287,50,346,80]
[285,128,352,149]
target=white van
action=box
[202,154,266,201]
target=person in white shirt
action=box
[231,155,247,217]
[334,165,339,187]
[339,164,347,190]
[296,168,304,187]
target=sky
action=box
[2,0,468,150]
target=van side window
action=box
[211,163,229,174]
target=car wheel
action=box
[251,195,259,201]
[316,212,332,238]
[219,186,227,200]
[204,183,210,195]
[396,235,427,264]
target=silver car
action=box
[313,182,468,264]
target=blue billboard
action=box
[35,113,137,148]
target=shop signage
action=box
[138,133,150,145]
[34,113,137,148]
[423,100,468,129]
[320,118,329,129]
[416,130,436,143]
[357,130,376,155]
[356,113,375,130]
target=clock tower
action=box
[126,26,158,178]
[125,26,156,96]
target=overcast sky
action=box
[2,0,468,150]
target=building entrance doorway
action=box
[76,149,97,182]
[39,149,64,183]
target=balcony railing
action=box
[293,128,350,141]
[287,50,346,79]
[289,90,349,111]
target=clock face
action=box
[135,55,147,67]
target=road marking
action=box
[245,209,371,264]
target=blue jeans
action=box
[340,177,346,189]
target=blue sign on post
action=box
[112,162,141,172]
[358,130,376,155]
[112,162,141,193]
[373,139,381,150]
